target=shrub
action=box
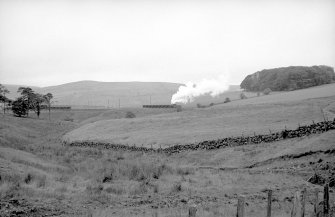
[240,92,247,99]
[11,97,28,117]
[224,97,231,103]
[209,103,214,107]
[125,111,136,118]
[263,88,272,95]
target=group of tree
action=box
[14,87,53,118]
[0,84,53,118]
[240,65,335,92]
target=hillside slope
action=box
[63,83,335,148]
[3,81,183,108]
[1,101,334,216]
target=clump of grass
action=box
[105,185,125,195]
[88,192,110,204]
[176,167,195,176]
[116,160,172,182]
[1,172,22,185]
[36,175,47,188]
[85,182,110,204]
[153,184,159,193]
[130,181,147,195]
[55,173,70,183]
[171,181,182,193]
[55,185,67,193]
[24,173,33,184]
[0,182,21,199]
[86,183,104,195]
[125,111,136,118]
[22,171,48,188]
[115,152,125,161]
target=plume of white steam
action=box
[171,74,230,104]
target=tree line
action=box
[0,84,53,119]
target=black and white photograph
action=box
[0,0,335,216]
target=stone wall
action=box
[65,119,335,154]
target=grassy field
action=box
[63,83,335,148]
[1,83,335,217]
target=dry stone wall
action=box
[65,119,335,154]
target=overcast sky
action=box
[0,0,334,87]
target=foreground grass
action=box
[1,98,335,216]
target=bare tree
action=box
[43,93,53,120]
[32,93,44,118]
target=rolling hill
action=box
[3,81,183,108]
[3,81,242,108]
[63,83,335,148]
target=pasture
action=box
[63,83,335,148]
[1,83,335,217]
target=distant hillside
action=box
[3,81,183,108]
[3,81,243,108]
[240,65,335,91]
[3,84,41,101]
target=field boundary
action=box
[65,119,335,154]
[185,184,334,217]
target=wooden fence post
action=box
[291,191,301,217]
[314,188,319,217]
[189,205,197,217]
[324,184,329,217]
[267,190,272,217]
[301,188,306,217]
[237,195,245,217]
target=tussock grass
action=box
[0,171,48,188]
[72,151,173,184]
[171,181,182,193]
[105,185,125,195]
[176,167,195,176]
[129,181,148,195]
